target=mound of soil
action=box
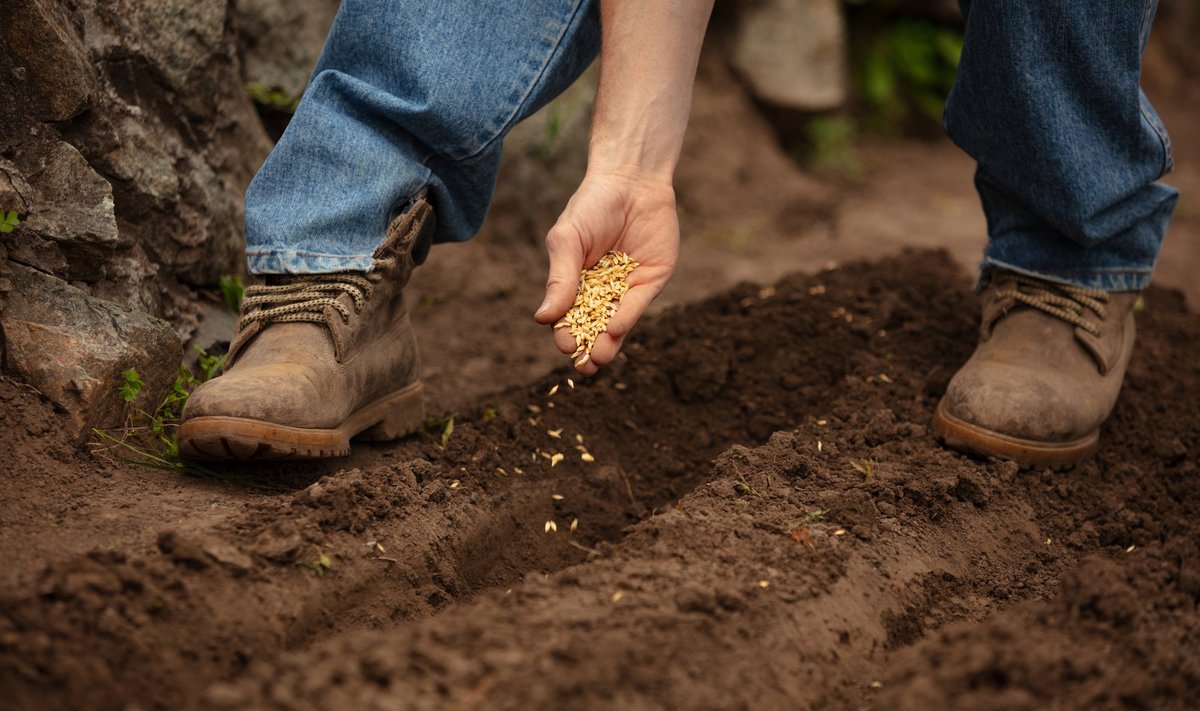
[1,251,1197,710]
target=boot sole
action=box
[932,399,1098,469]
[178,382,425,462]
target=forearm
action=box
[588,0,715,182]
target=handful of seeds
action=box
[555,250,639,367]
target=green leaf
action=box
[118,368,145,402]
[218,275,244,314]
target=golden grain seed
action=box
[514,467,524,475]
[548,384,559,396]
[758,580,770,588]
[547,428,562,439]
[581,452,595,463]
[545,520,557,533]
[576,353,590,368]
[449,480,460,489]
[817,440,824,452]
[527,404,542,414]
[834,529,847,536]
[551,494,565,501]
[878,373,893,384]
[567,378,575,389]
[612,591,624,603]
[570,518,579,532]
[497,467,508,477]
[575,433,584,443]
[817,419,828,426]
[550,453,564,467]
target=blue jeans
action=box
[244,0,1177,292]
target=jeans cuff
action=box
[977,258,1152,293]
[246,249,377,275]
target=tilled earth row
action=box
[1,251,1197,710]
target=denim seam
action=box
[429,0,587,164]
[246,249,377,259]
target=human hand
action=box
[533,169,679,376]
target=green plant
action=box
[850,459,877,479]
[847,12,963,131]
[118,368,144,402]
[245,83,300,113]
[93,346,225,472]
[796,509,829,526]
[805,116,862,179]
[0,210,19,234]
[422,414,455,448]
[219,274,245,314]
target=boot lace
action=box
[993,274,1108,336]
[238,257,396,331]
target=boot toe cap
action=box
[182,367,332,428]
[941,364,1090,443]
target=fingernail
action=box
[535,299,551,316]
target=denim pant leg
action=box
[244,1,600,274]
[945,0,1179,291]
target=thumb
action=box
[534,224,584,324]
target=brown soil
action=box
[1,249,1198,711]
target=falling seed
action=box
[614,382,628,391]
[570,518,578,532]
[817,440,824,452]
[551,494,565,501]
[581,452,595,463]
[575,434,584,444]
[548,428,562,439]
[758,580,770,588]
[834,529,847,536]
[550,453,564,467]
[576,353,591,368]
[878,374,893,384]
[547,402,555,409]
[612,591,624,603]
[514,467,524,475]
[527,417,538,426]
[1126,544,1136,553]
[449,480,461,489]
[527,404,542,414]
[548,384,559,396]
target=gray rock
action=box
[1,263,181,437]
[4,0,98,121]
[21,141,122,280]
[234,0,339,98]
[730,0,848,111]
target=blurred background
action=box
[0,0,1197,428]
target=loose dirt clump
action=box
[0,251,1197,711]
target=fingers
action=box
[534,224,584,324]
[602,282,661,339]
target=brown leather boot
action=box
[178,197,435,461]
[933,270,1138,468]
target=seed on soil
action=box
[567,378,574,389]
[809,284,826,295]
[612,591,624,603]
[878,373,893,384]
[557,251,639,368]
[548,384,559,396]
[869,681,883,690]
[834,529,847,536]
[550,453,564,467]
[545,520,557,533]
[551,494,564,501]
[758,580,770,588]
[513,467,524,475]
[758,286,776,300]
[547,428,562,439]
[527,404,542,414]
[614,383,627,391]
[817,419,827,426]
[497,467,508,477]
[449,480,460,489]
[1126,544,1136,553]
[817,440,823,452]
[575,434,584,444]
[570,518,578,532]
[581,452,595,463]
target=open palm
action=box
[534,171,680,375]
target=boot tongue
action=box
[982,275,1115,375]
